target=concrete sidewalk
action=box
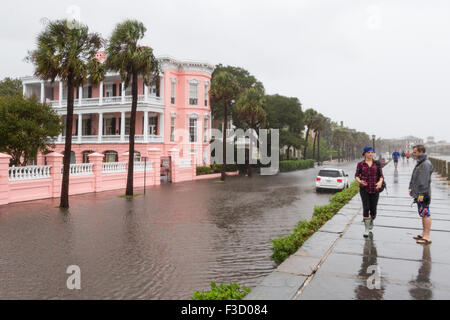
[246,159,450,300]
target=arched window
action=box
[82,150,95,163]
[103,151,118,163]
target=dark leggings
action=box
[360,188,380,219]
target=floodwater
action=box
[0,161,357,299]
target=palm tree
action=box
[234,88,266,176]
[210,71,240,181]
[106,20,159,196]
[303,108,317,159]
[28,19,105,209]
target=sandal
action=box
[413,235,423,240]
[416,238,432,244]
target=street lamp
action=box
[372,135,376,153]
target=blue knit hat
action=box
[362,146,374,156]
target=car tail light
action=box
[316,177,321,181]
[337,179,343,183]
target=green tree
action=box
[211,64,264,120]
[106,20,159,196]
[264,94,304,160]
[234,87,266,176]
[28,19,105,208]
[0,78,23,97]
[210,71,240,181]
[303,108,317,160]
[0,95,62,166]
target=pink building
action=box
[21,55,214,169]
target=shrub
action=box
[270,180,360,264]
[279,159,315,172]
[191,282,251,300]
[196,166,212,175]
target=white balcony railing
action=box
[49,95,163,108]
[61,163,94,176]
[9,165,52,181]
[103,162,127,174]
[134,161,154,172]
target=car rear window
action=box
[318,170,342,177]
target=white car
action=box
[316,168,349,192]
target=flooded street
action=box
[0,161,357,299]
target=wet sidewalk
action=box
[246,159,450,300]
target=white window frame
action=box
[204,118,209,143]
[189,80,199,106]
[204,81,209,107]
[170,117,176,142]
[189,118,198,143]
[171,79,177,105]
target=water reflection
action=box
[409,245,433,300]
[394,168,399,184]
[1,163,360,299]
[355,234,385,300]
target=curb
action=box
[245,196,362,300]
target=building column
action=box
[0,153,12,206]
[78,87,82,106]
[45,152,64,199]
[88,153,104,193]
[148,148,162,186]
[144,111,149,143]
[144,84,149,102]
[121,111,126,142]
[159,74,164,100]
[22,83,26,97]
[159,112,165,140]
[121,82,125,104]
[99,81,103,105]
[59,81,63,107]
[77,114,83,143]
[40,81,45,103]
[98,112,103,143]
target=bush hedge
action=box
[279,159,315,172]
[191,282,251,300]
[271,180,360,264]
[197,164,239,176]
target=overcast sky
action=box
[1,0,449,142]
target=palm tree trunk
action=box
[126,73,138,196]
[303,127,310,159]
[312,131,317,160]
[317,131,321,166]
[60,77,74,209]
[221,103,228,181]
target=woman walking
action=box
[355,146,385,237]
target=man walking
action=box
[409,145,433,244]
[392,150,400,168]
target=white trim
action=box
[187,113,200,119]
[189,79,200,85]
